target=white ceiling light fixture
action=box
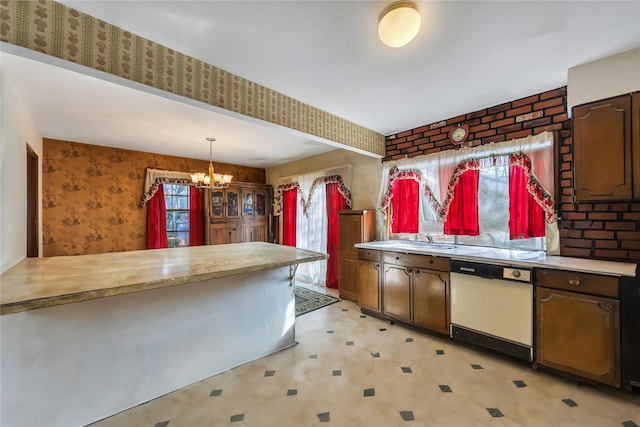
[378,1,422,48]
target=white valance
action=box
[274,164,354,215]
[141,168,193,206]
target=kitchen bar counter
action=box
[1,242,327,426]
[0,242,327,315]
[355,240,637,277]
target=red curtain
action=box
[282,188,297,247]
[325,183,348,289]
[391,179,419,233]
[189,186,205,246]
[444,170,480,236]
[509,165,545,239]
[147,184,168,249]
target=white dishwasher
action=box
[450,260,533,361]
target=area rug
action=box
[294,286,340,317]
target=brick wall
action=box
[384,86,640,263]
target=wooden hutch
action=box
[204,182,273,245]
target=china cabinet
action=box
[205,182,272,245]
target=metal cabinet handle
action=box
[415,269,420,274]
[569,279,580,286]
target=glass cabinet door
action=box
[210,190,224,219]
[242,191,254,216]
[255,189,267,217]
[226,189,239,218]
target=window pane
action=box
[177,196,189,210]
[177,185,190,196]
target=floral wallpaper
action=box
[1,0,385,156]
[42,138,265,256]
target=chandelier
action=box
[191,137,233,189]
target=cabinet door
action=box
[226,189,240,218]
[413,269,449,334]
[358,260,381,312]
[242,190,254,216]
[339,214,362,260]
[536,287,620,387]
[210,221,239,245]
[254,189,267,218]
[632,93,640,198]
[339,259,358,302]
[383,264,411,322]
[573,95,632,201]
[210,190,224,219]
[241,224,267,243]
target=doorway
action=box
[27,144,38,257]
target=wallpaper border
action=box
[1,0,386,156]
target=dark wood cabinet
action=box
[338,210,376,302]
[536,269,621,387]
[357,249,382,313]
[381,251,449,334]
[383,263,412,322]
[413,269,449,334]
[205,182,271,245]
[573,93,639,201]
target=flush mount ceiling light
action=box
[378,1,421,48]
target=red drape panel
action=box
[325,183,348,289]
[444,170,480,236]
[391,179,419,233]
[282,188,297,247]
[189,186,205,246]
[147,184,168,249]
[509,165,545,239]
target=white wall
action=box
[567,47,640,113]
[0,54,42,274]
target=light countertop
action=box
[0,242,328,315]
[355,240,637,277]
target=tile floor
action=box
[93,284,640,427]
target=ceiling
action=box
[3,1,639,168]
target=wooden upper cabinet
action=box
[632,93,640,198]
[573,94,634,201]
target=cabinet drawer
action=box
[383,252,449,271]
[536,269,619,298]
[358,248,381,262]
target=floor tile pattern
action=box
[93,295,640,427]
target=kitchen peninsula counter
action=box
[0,242,327,315]
[1,242,327,427]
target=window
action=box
[164,184,190,248]
[381,132,556,252]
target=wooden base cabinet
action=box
[536,269,621,387]
[381,252,449,334]
[357,249,381,312]
[413,269,449,335]
[338,210,376,302]
[383,264,412,322]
